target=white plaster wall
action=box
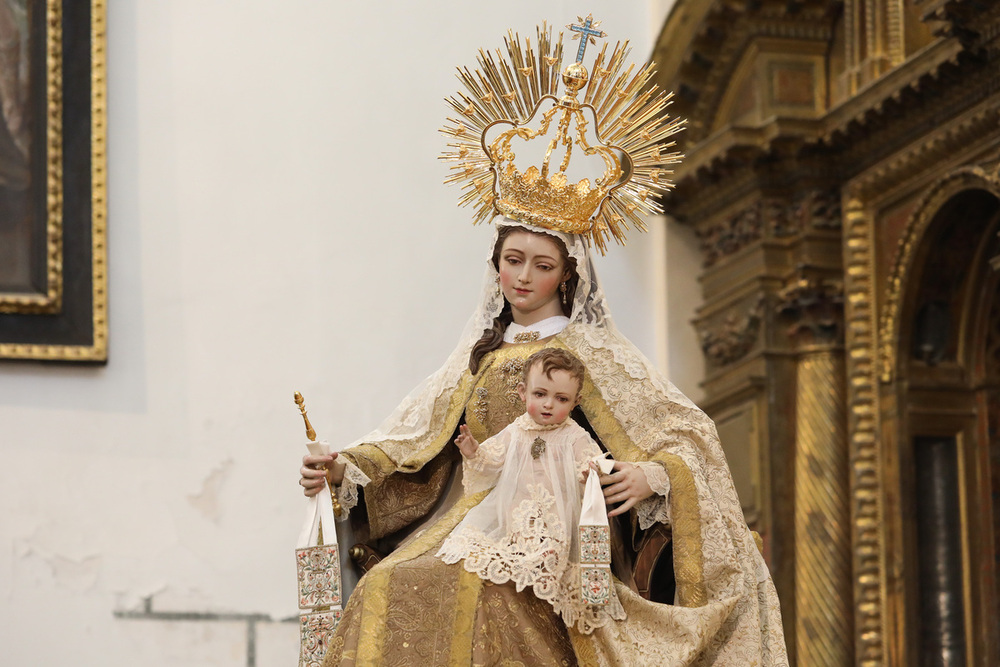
[0,1,691,665]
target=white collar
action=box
[514,412,567,431]
[503,315,570,344]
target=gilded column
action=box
[842,198,885,667]
[780,279,854,667]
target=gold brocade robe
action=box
[325,335,784,666]
[326,342,582,665]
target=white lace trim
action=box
[437,485,625,634]
[513,412,563,431]
[633,461,671,530]
[334,460,371,520]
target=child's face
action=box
[517,366,580,426]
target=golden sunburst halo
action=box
[439,18,685,253]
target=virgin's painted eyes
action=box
[533,391,545,397]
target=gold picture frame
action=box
[0,0,107,361]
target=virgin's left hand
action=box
[600,461,654,517]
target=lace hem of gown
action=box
[436,485,625,634]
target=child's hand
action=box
[454,424,479,458]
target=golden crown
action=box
[440,15,684,252]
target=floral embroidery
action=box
[296,544,341,609]
[299,608,341,667]
[580,566,611,605]
[579,525,610,564]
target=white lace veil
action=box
[347,218,703,451]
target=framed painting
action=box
[0,0,107,362]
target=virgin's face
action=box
[497,231,568,325]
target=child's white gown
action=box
[436,412,625,633]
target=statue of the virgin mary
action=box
[300,16,788,666]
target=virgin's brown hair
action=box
[468,226,579,374]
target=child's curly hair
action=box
[522,348,585,393]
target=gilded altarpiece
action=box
[655,1,1000,665]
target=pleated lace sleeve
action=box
[461,431,509,495]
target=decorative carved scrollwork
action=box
[697,190,841,267]
[696,202,768,267]
[697,298,765,365]
[778,276,845,346]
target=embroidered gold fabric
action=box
[343,447,456,539]
[464,344,545,444]
[556,328,788,664]
[324,493,580,666]
[327,334,787,665]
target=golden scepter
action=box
[294,391,342,517]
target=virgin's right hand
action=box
[299,452,345,497]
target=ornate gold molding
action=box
[842,198,886,666]
[877,163,1000,382]
[696,200,770,267]
[653,0,836,147]
[89,0,108,361]
[695,190,841,267]
[0,0,107,361]
[0,0,63,314]
[844,102,1000,202]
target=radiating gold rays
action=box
[440,22,684,252]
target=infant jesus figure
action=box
[436,347,626,634]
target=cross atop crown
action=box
[567,14,606,64]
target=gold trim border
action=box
[0,0,64,313]
[0,0,106,360]
[842,197,886,666]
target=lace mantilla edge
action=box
[335,461,371,519]
[633,461,672,530]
